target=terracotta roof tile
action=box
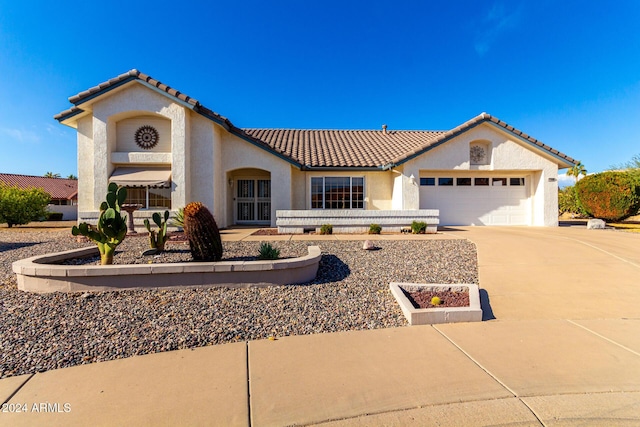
[0,174,77,200]
[242,128,444,168]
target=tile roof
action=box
[0,174,78,200]
[55,70,578,169]
[242,112,577,168]
[241,129,445,168]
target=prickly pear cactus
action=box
[183,202,223,261]
[72,183,128,265]
[144,210,170,253]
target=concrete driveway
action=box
[440,225,640,320]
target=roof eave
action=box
[196,108,304,169]
[300,166,384,172]
[392,114,577,168]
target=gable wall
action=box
[401,123,560,225]
[77,82,191,214]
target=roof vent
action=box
[382,124,387,135]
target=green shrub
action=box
[46,212,64,221]
[368,223,382,234]
[258,242,280,260]
[558,186,588,217]
[411,221,427,234]
[575,171,640,221]
[0,184,51,227]
[319,224,333,235]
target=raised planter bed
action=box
[13,246,321,293]
[390,282,482,325]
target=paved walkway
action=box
[1,226,639,426]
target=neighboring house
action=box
[55,69,577,228]
[0,173,78,220]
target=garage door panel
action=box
[419,176,530,226]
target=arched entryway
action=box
[227,168,271,225]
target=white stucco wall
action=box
[76,115,95,214]
[116,116,171,152]
[189,113,217,214]
[77,82,191,218]
[401,123,561,226]
[221,133,293,227]
[290,170,393,211]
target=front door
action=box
[236,179,271,224]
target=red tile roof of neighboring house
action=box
[0,174,78,200]
[55,70,578,169]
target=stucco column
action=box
[402,166,420,210]
[91,116,110,211]
[76,116,95,216]
[171,107,190,209]
[272,168,291,227]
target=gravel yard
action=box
[0,230,478,379]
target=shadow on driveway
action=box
[480,289,496,321]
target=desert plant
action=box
[183,202,223,261]
[575,171,640,222]
[71,183,127,265]
[368,223,382,234]
[170,207,185,229]
[144,210,170,253]
[0,184,51,227]
[258,242,280,260]
[558,186,588,217]
[411,221,427,234]
[319,224,333,235]
[431,296,442,306]
[566,161,587,183]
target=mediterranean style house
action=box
[55,70,577,229]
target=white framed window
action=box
[125,187,171,209]
[311,177,364,209]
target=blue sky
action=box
[1,1,639,186]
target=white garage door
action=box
[419,176,530,226]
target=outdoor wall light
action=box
[228,178,233,187]
[409,174,416,184]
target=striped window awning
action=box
[109,167,171,188]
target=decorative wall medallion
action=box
[134,125,159,149]
[470,145,486,164]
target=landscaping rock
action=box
[0,230,478,379]
[587,219,606,229]
[362,240,377,250]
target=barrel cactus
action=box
[183,202,223,261]
[72,183,127,265]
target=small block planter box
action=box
[390,282,482,325]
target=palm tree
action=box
[67,174,78,180]
[566,162,587,183]
[44,172,61,178]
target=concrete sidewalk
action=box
[1,226,639,426]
